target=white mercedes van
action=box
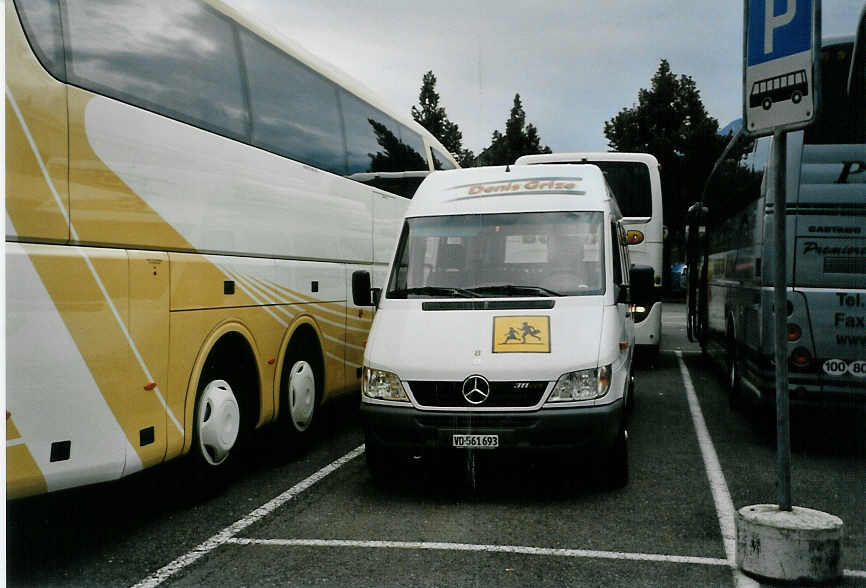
[352,165,653,488]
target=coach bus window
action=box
[15,0,65,79]
[432,147,457,170]
[398,125,429,171]
[341,91,403,174]
[63,0,249,140]
[240,31,346,175]
[806,43,854,145]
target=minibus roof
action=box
[515,152,660,167]
[408,164,617,218]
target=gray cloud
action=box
[225,0,862,154]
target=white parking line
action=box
[227,537,731,568]
[130,445,365,588]
[131,364,865,586]
[675,351,760,588]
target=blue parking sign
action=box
[744,0,818,135]
[747,0,811,65]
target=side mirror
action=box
[352,270,380,307]
[629,265,655,304]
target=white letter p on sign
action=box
[765,0,797,54]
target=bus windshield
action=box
[588,161,652,218]
[386,212,605,298]
[805,40,862,145]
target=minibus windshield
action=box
[386,211,605,298]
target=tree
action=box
[411,71,475,167]
[476,94,551,166]
[603,59,728,277]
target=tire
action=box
[726,325,741,409]
[280,336,323,445]
[762,97,772,110]
[364,435,395,484]
[190,375,242,485]
[791,91,802,104]
[600,428,628,490]
[625,373,636,416]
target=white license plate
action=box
[452,434,499,449]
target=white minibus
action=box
[352,165,654,487]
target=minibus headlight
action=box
[548,365,612,402]
[362,367,408,402]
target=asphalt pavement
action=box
[6,302,864,587]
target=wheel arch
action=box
[272,314,327,421]
[182,321,263,455]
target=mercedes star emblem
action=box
[462,375,490,405]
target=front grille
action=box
[408,381,548,407]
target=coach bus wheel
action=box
[726,330,741,409]
[193,378,241,469]
[791,91,802,104]
[762,97,772,110]
[281,335,324,445]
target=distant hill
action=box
[719,118,743,137]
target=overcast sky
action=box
[223,1,862,154]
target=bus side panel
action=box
[68,89,192,252]
[72,92,374,263]
[6,244,133,497]
[373,192,409,266]
[344,266,376,393]
[128,251,172,468]
[626,238,663,347]
[5,0,68,243]
[164,254,356,458]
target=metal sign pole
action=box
[736,3,844,580]
[771,128,791,511]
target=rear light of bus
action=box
[786,323,801,342]
[790,347,812,369]
[630,304,649,322]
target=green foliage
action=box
[603,60,727,242]
[476,94,551,166]
[411,71,475,167]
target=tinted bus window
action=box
[15,0,66,79]
[432,147,457,170]
[588,161,652,217]
[399,125,429,171]
[240,31,345,174]
[64,0,249,140]
[806,42,856,145]
[342,90,404,174]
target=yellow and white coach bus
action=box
[5,0,457,498]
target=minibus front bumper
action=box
[361,399,624,454]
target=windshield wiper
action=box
[391,286,483,298]
[467,284,563,297]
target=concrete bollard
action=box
[736,504,844,583]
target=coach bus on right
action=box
[686,23,865,413]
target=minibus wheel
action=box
[600,428,628,489]
[364,437,395,484]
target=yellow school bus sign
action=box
[492,316,551,353]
